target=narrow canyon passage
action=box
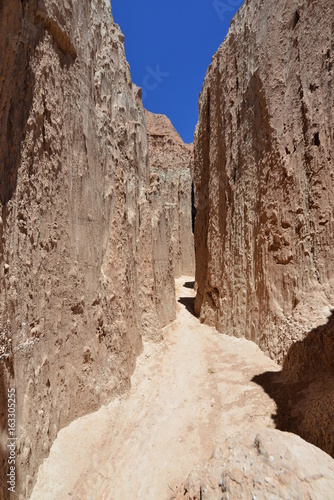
[31,279,280,499]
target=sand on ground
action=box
[31,277,280,499]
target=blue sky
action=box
[111,0,243,143]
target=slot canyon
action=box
[0,0,334,498]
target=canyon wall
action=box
[146,111,195,278]
[0,0,175,497]
[194,0,334,363]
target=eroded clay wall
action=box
[146,111,195,278]
[194,0,334,362]
[0,0,175,496]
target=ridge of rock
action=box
[146,110,195,277]
[174,429,334,500]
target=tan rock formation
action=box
[146,111,195,278]
[0,0,175,496]
[194,0,334,363]
[148,169,176,331]
[174,429,334,500]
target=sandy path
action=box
[31,278,280,499]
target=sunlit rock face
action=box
[194,0,334,363]
[0,0,175,496]
[146,110,195,279]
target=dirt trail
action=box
[31,278,280,499]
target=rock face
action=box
[194,0,334,363]
[146,111,195,278]
[174,429,334,500]
[0,0,175,496]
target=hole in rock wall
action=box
[293,11,300,29]
[191,182,197,234]
[314,132,320,147]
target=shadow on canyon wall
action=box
[253,311,334,458]
[0,0,77,209]
[0,1,39,208]
[0,1,36,494]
